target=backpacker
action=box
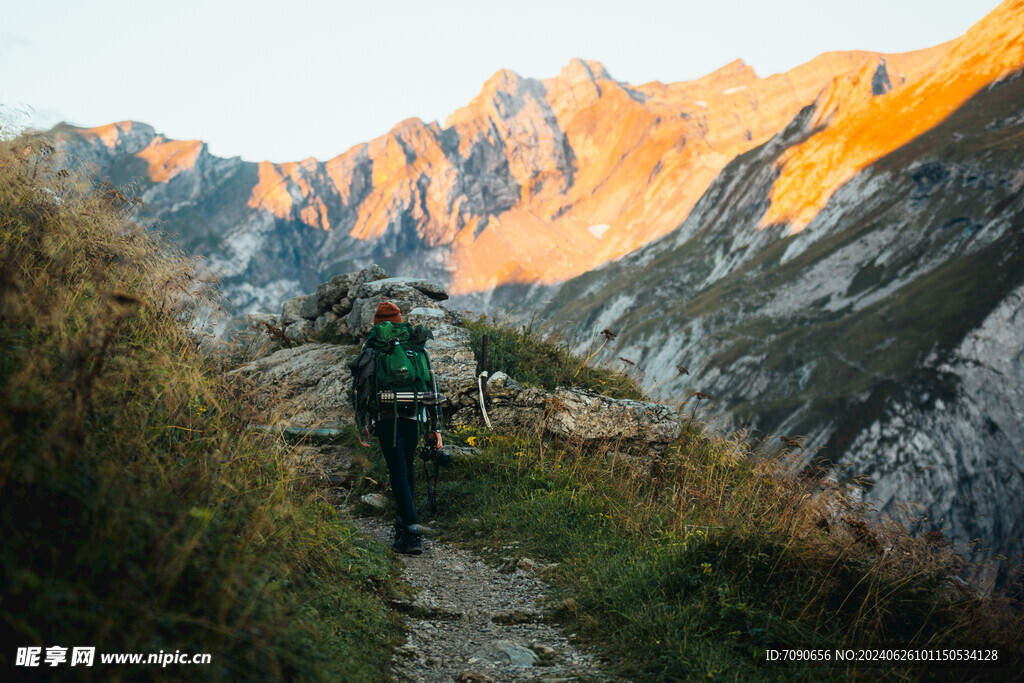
[348,318,450,512]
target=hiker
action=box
[349,301,443,555]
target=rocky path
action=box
[352,516,606,682]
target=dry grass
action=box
[0,133,401,679]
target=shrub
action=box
[464,316,644,400]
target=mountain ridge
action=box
[55,43,948,307]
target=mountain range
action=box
[54,0,1024,575]
[54,44,950,308]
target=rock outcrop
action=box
[453,372,680,453]
[273,265,463,342]
[230,343,357,429]
[231,268,679,451]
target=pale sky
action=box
[0,0,1000,162]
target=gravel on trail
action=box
[352,516,609,682]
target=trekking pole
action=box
[426,453,439,514]
[424,455,435,514]
[477,334,492,428]
[477,372,492,429]
[423,348,444,514]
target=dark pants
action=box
[374,418,420,529]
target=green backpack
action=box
[349,321,435,431]
[369,321,432,395]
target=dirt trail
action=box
[352,516,607,682]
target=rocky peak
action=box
[698,58,759,90]
[760,0,1024,232]
[83,120,157,152]
[479,67,522,95]
[950,0,1024,75]
[446,68,548,131]
[557,58,612,85]
[136,136,205,183]
[804,58,892,132]
[541,58,613,116]
[54,120,158,167]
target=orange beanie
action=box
[373,301,403,325]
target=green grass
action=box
[0,135,402,680]
[464,316,645,400]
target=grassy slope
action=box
[0,137,401,681]
[354,320,1022,680]
[464,316,645,400]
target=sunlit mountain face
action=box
[55,0,1024,579]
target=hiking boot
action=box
[392,526,423,555]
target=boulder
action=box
[360,493,388,509]
[407,306,445,321]
[228,343,357,429]
[454,373,680,452]
[467,640,537,668]
[344,276,458,336]
[315,264,389,316]
[284,319,314,342]
[424,320,478,401]
[356,276,450,301]
[280,265,389,329]
[281,294,318,326]
[278,266,462,341]
[315,273,356,313]
[314,311,340,334]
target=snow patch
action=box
[722,85,747,95]
[588,224,611,239]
